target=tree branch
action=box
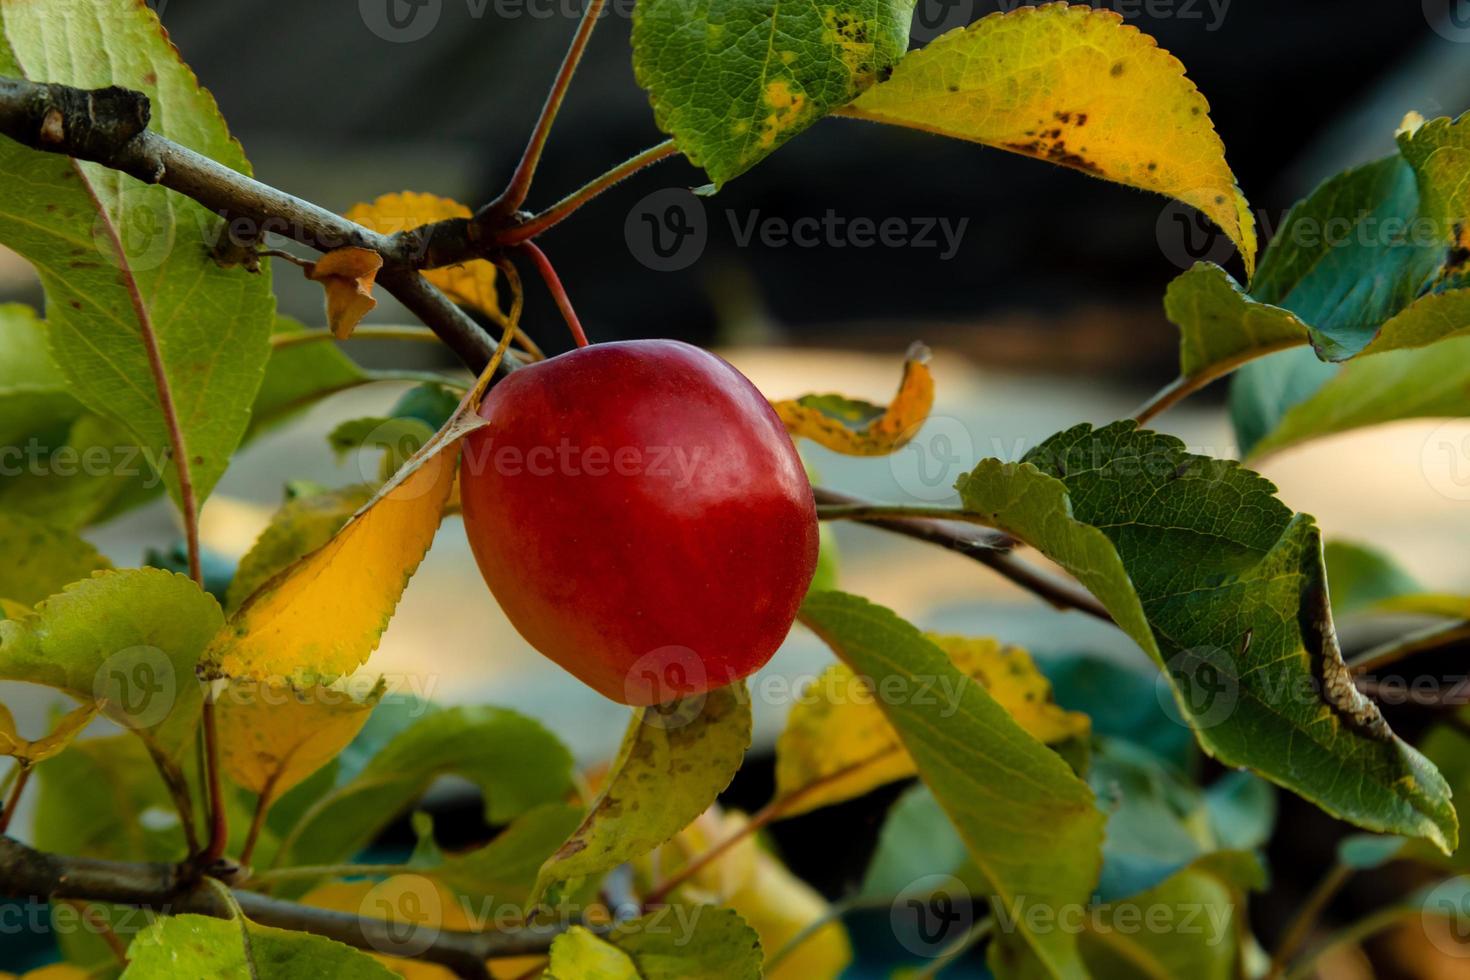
[0,837,566,977]
[0,75,509,377]
[810,488,1114,624]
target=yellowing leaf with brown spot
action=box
[0,701,97,766]
[771,342,933,456]
[345,192,502,320]
[846,3,1257,276]
[773,635,1088,817]
[217,678,380,807]
[308,247,383,339]
[204,406,486,684]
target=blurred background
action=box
[5,1,1470,976]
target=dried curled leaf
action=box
[771,342,933,455]
[307,247,382,340]
[774,634,1088,817]
[345,192,502,319]
[0,701,97,767]
[217,677,381,809]
[848,2,1256,275]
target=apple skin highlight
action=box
[460,339,819,705]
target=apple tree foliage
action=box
[0,1,1468,978]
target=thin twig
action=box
[0,765,32,835]
[520,241,590,348]
[200,691,229,868]
[811,488,1114,624]
[480,0,609,225]
[498,140,680,245]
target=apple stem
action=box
[478,0,608,227]
[520,241,590,348]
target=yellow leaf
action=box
[771,342,933,456]
[846,3,1256,276]
[204,404,486,684]
[0,701,98,767]
[773,635,1088,817]
[308,247,383,340]
[643,806,852,980]
[345,192,502,320]
[217,678,380,806]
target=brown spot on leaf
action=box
[1110,61,1125,77]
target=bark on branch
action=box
[0,837,564,979]
[0,75,506,376]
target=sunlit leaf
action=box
[204,399,484,683]
[774,635,1088,816]
[0,0,276,508]
[224,484,374,615]
[217,678,381,813]
[631,0,913,186]
[308,247,382,340]
[531,685,752,907]
[772,343,933,456]
[957,422,1457,850]
[799,592,1104,979]
[847,4,1256,275]
[0,568,221,756]
[0,512,111,607]
[0,701,97,767]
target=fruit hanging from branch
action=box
[459,339,819,704]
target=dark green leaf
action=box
[957,422,1457,850]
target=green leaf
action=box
[860,784,976,899]
[0,0,276,509]
[956,422,1457,851]
[0,568,221,756]
[428,802,584,907]
[1397,110,1470,249]
[846,4,1256,275]
[121,913,398,979]
[989,852,1264,980]
[0,409,164,530]
[327,416,435,479]
[0,303,82,448]
[531,684,752,906]
[0,512,111,605]
[799,591,1104,980]
[545,907,763,980]
[224,484,374,614]
[277,705,574,872]
[630,0,913,186]
[247,319,369,440]
[1337,833,1406,869]
[1243,334,1470,460]
[1043,652,1195,770]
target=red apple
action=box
[459,339,818,705]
